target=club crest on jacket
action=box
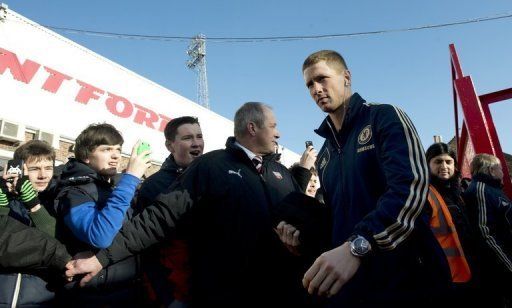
[358,125,372,145]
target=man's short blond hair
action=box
[302,50,348,73]
[470,153,501,177]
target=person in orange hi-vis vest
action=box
[425,142,478,305]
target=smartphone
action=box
[137,142,151,158]
[6,159,23,182]
[305,141,313,148]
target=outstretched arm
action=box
[0,215,71,271]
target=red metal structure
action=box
[450,44,512,198]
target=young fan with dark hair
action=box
[55,123,150,306]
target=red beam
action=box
[479,88,512,105]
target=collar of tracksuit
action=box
[315,92,365,143]
[472,173,503,189]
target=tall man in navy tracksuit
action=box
[301,50,450,307]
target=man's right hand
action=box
[302,242,361,297]
[0,175,18,213]
[126,141,152,179]
[65,251,103,287]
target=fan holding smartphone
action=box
[300,141,317,170]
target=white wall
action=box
[0,7,300,166]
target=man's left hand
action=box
[15,176,40,210]
[302,242,361,297]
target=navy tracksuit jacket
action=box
[315,93,450,306]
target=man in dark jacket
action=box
[137,116,204,209]
[464,153,512,307]
[136,116,204,306]
[301,50,450,307]
[67,103,316,306]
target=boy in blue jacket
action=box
[55,123,150,307]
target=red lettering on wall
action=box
[158,114,172,132]
[41,67,72,93]
[75,80,105,104]
[0,47,179,136]
[0,48,40,84]
[133,104,159,129]
[105,92,134,118]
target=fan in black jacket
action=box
[68,103,320,307]
[135,116,204,307]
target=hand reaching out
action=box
[126,141,151,179]
[65,251,103,287]
[275,221,301,256]
[299,146,318,171]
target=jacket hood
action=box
[59,158,104,186]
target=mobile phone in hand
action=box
[137,142,151,158]
[6,159,23,182]
[305,141,313,148]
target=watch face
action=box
[352,236,371,256]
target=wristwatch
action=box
[348,235,372,257]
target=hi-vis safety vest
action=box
[428,185,471,283]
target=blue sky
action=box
[7,0,512,155]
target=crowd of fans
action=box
[0,49,511,308]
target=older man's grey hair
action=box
[234,102,272,138]
[470,153,501,177]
